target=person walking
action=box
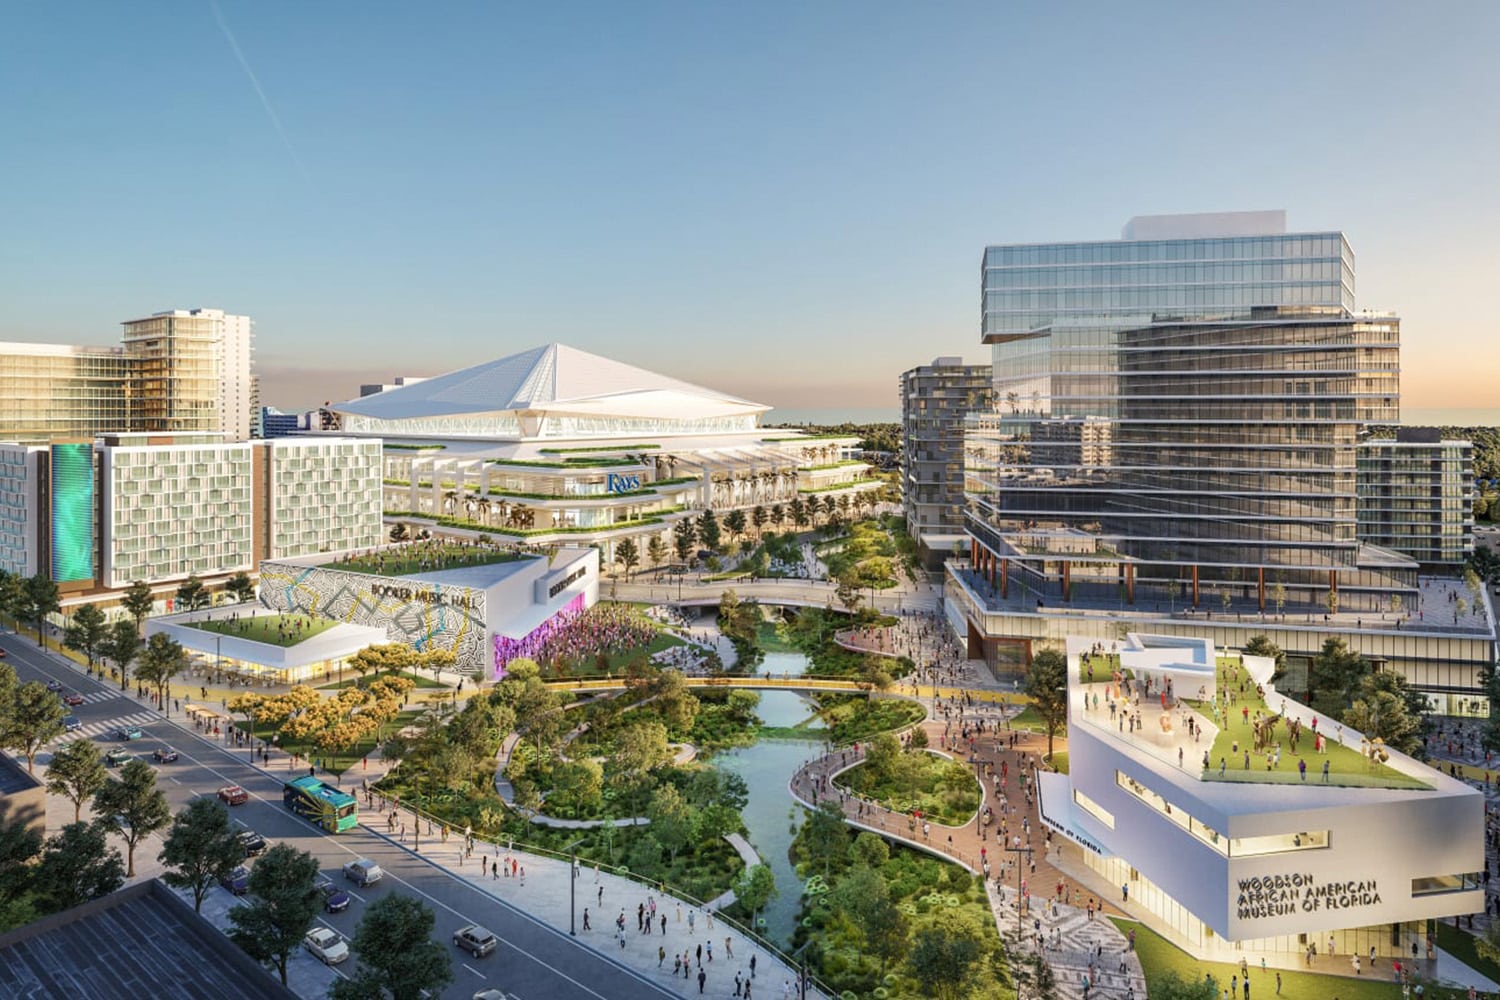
[582,908,591,931]
[697,968,706,994]
[658,945,666,968]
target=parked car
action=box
[303,926,350,966]
[103,748,132,767]
[62,691,84,706]
[452,925,498,958]
[237,829,267,857]
[219,866,251,895]
[116,727,145,741]
[314,874,350,913]
[342,858,383,887]
[63,715,81,732]
[217,785,249,806]
[152,747,179,763]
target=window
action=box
[1412,873,1482,896]
[1074,789,1115,829]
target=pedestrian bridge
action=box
[543,675,1030,705]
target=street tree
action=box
[93,759,172,876]
[45,738,107,823]
[18,574,61,649]
[33,821,124,912]
[160,797,245,913]
[0,570,19,631]
[614,538,640,579]
[226,571,257,604]
[647,535,669,573]
[1024,647,1069,761]
[331,892,453,1000]
[6,681,67,774]
[63,603,109,675]
[0,662,15,737]
[121,580,155,634]
[136,632,189,715]
[101,619,142,692]
[227,843,322,986]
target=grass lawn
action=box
[316,670,449,691]
[1048,751,1069,774]
[1433,921,1500,986]
[1011,705,1064,735]
[190,615,339,648]
[1114,917,1408,1000]
[236,709,425,774]
[328,542,526,578]
[1189,661,1430,790]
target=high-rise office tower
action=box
[121,309,255,441]
[900,357,992,567]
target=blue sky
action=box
[2,2,1497,413]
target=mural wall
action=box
[258,560,489,669]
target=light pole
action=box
[565,837,585,935]
[1005,844,1033,941]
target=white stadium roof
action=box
[333,344,770,423]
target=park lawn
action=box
[1114,917,1406,1000]
[236,708,425,774]
[835,750,982,826]
[1190,661,1430,791]
[1048,751,1069,774]
[189,615,339,647]
[1011,705,1065,735]
[1433,922,1500,986]
[317,670,448,691]
[327,544,526,577]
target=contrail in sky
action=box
[210,0,311,184]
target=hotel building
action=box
[900,357,992,568]
[323,343,880,564]
[949,211,1495,705]
[0,434,383,618]
[0,308,256,444]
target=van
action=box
[342,858,384,887]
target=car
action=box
[303,926,350,966]
[452,924,498,958]
[342,858,383,887]
[237,829,267,857]
[0,648,7,657]
[63,715,81,732]
[152,747,179,763]
[103,748,132,767]
[62,691,84,706]
[314,875,350,913]
[45,680,63,692]
[116,727,145,741]
[473,991,516,1000]
[219,865,250,895]
[217,785,249,806]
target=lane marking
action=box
[464,962,485,978]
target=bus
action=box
[283,776,358,833]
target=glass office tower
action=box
[966,212,1413,615]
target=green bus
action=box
[283,776,358,833]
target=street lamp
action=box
[565,837,585,935]
[1004,844,1033,941]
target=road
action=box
[0,632,677,1000]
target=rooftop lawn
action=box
[189,615,339,648]
[1113,917,1410,1000]
[1188,659,1429,791]
[328,542,527,578]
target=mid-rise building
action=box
[1356,429,1473,568]
[0,434,382,618]
[900,357,991,567]
[0,308,255,444]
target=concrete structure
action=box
[900,356,991,567]
[146,609,389,685]
[0,434,383,619]
[0,751,45,839]
[952,211,1494,699]
[1357,429,1474,568]
[325,344,879,564]
[1039,634,1482,961]
[0,308,256,445]
[257,544,599,673]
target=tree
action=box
[20,574,60,649]
[228,843,322,986]
[6,681,67,774]
[751,505,768,538]
[732,863,777,927]
[0,570,19,631]
[160,798,245,913]
[332,892,454,1000]
[834,568,863,614]
[830,863,907,972]
[849,830,890,869]
[45,738,107,823]
[121,580,155,634]
[697,509,722,552]
[1344,672,1427,757]
[93,759,172,876]
[908,915,984,1000]
[63,603,109,674]
[226,571,257,604]
[175,573,210,612]
[647,784,694,863]
[647,535,669,573]
[799,800,851,878]
[613,720,672,814]
[1016,950,1059,1000]
[1242,635,1286,682]
[1271,581,1287,618]
[723,509,747,543]
[1308,636,1370,715]
[1477,919,1500,967]
[136,632,188,715]
[614,538,640,579]
[101,619,142,692]
[0,808,42,915]
[1148,972,1221,1000]
[672,519,697,565]
[1024,647,1069,760]
[33,821,124,912]
[390,522,409,543]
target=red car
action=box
[62,691,84,706]
[217,785,249,806]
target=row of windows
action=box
[984,260,1344,289]
[984,235,1347,267]
[1113,771,1330,858]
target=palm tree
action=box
[477,497,493,526]
[442,489,461,517]
[837,494,852,520]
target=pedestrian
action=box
[735,972,743,997]
[698,968,706,994]
[726,936,734,958]
[658,945,666,968]
[583,908,591,931]
[598,885,604,906]
[1276,973,1281,995]
[696,943,702,967]
[689,909,696,934]
[750,954,757,979]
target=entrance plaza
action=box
[1037,633,1483,966]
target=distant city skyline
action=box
[2,3,1497,412]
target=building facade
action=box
[1356,430,1473,568]
[900,357,991,567]
[0,308,255,445]
[0,434,383,617]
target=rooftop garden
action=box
[188,614,339,648]
[327,541,529,577]
[538,444,659,453]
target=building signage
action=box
[370,583,478,609]
[548,565,588,598]
[606,473,642,494]
[1236,874,1381,921]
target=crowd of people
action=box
[497,602,659,673]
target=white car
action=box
[304,926,350,965]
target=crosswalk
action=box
[62,711,162,742]
[66,689,123,707]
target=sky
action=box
[2,2,1498,415]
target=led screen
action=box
[49,443,94,582]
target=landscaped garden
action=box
[189,614,338,647]
[328,539,527,577]
[229,674,422,773]
[817,693,926,744]
[834,733,981,826]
